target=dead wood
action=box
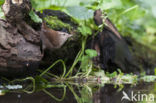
[0,0,43,76]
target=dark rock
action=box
[90,9,140,73]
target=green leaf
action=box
[85,49,97,58]
[99,0,123,10]
[0,0,4,6]
[31,0,81,11]
[140,76,156,82]
[66,6,94,20]
[31,0,94,19]
[78,25,92,36]
[80,56,90,72]
[29,10,42,23]
[106,71,117,78]
[0,8,4,19]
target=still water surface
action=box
[0,82,155,103]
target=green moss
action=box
[44,16,72,31]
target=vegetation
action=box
[28,0,156,50]
[0,0,156,103]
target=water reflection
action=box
[93,83,156,103]
[0,82,155,103]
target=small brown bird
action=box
[41,22,72,50]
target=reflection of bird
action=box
[91,9,139,72]
[41,22,72,50]
[121,91,131,101]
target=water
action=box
[0,82,155,103]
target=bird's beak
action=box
[68,34,74,40]
[68,34,72,37]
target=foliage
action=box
[0,0,4,6]
[85,49,97,58]
[106,0,156,50]
[44,16,71,31]
[29,0,156,51]
[0,0,4,18]
[78,24,92,36]
[0,8,4,19]
[29,10,42,23]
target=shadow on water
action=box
[0,81,156,103]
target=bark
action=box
[0,0,43,76]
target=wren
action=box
[41,22,72,50]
